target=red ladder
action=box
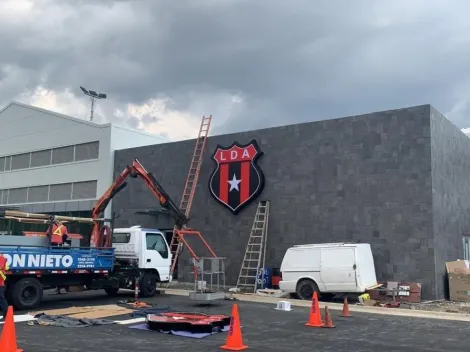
[179,115,212,216]
[169,115,212,277]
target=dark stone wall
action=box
[113,105,444,298]
[430,107,470,299]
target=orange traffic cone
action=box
[0,306,23,352]
[220,304,248,351]
[340,297,351,317]
[305,291,324,327]
[322,306,335,328]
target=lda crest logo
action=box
[208,139,265,214]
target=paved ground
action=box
[6,290,470,352]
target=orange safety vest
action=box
[48,222,68,244]
[0,254,9,287]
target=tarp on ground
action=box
[32,313,117,328]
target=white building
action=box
[0,101,164,219]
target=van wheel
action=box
[296,279,320,301]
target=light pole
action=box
[80,86,107,122]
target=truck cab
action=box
[112,226,172,283]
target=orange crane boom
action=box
[90,159,188,247]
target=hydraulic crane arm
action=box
[90,159,189,247]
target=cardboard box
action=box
[446,260,470,302]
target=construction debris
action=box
[256,289,288,298]
[116,300,171,317]
[405,300,470,314]
[29,313,116,328]
[30,304,134,320]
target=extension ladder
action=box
[178,115,212,216]
[169,115,212,277]
[236,200,270,293]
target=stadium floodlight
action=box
[80,86,107,122]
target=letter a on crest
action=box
[208,139,265,214]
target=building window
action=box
[4,156,11,171]
[52,146,75,165]
[75,142,99,161]
[463,236,470,260]
[72,181,97,200]
[28,185,50,203]
[30,150,52,168]
[0,141,100,173]
[49,183,73,201]
[10,153,30,170]
[7,188,28,204]
[0,180,97,204]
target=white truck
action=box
[279,242,379,300]
[111,225,173,295]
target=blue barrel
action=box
[256,267,272,289]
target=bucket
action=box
[275,301,293,311]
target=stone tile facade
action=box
[112,105,470,299]
[430,107,470,298]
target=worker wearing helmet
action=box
[0,253,9,321]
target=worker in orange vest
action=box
[0,253,9,321]
[46,220,69,245]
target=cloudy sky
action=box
[1,0,470,141]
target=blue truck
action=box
[0,222,179,310]
[0,159,191,310]
[0,244,118,310]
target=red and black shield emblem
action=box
[208,140,265,214]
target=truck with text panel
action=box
[0,159,188,310]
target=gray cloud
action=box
[1,0,470,138]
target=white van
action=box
[279,243,379,300]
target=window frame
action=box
[112,232,131,244]
[145,232,169,259]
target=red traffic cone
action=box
[220,304,248,351]
[340,297,351,317]
[305,291,324,327]
[0,306,23,352]
[322,306,335,328]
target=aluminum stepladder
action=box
[236,200,270,293]
[169,115,212,279]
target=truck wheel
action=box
[11,278,43,310]
[104,287,120,296]
[296,279,320,301]
[139,273,157,298]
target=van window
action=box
[112,232,131,244]
[146,232,169,259]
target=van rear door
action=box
[320,246,357,291]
